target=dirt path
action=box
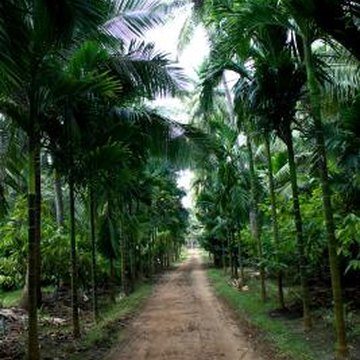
[107,249,263,360]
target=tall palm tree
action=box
[268,1,351,354]
[196,0,315,325]
[238,25,312,328]
[0,0,184,355]
[0,1,122,356]
[264,134,285,308]
[285,5,349,353]
[200,0,350,353]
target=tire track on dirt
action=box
[106,249,262,360]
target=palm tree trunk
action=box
[231,232,238,278]
[110,258,116,303]
[237,231,245,283]
[227,234,233,276]
[128,238,135,293]
[221,239,226,273]
[120,228,128,295]
[27,129,40,360]
[138,246,143,278]
[54,168,64,228]
[35,148,42,308]
[69,176,80,338]
[303,35,347,357]
[247,135,266,301]
[265,135,285,309]
[284,127,312,329]
[89,188,99,321]
[149,231,154,277]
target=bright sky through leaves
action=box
[146,11,209,209]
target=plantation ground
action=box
[3,249,359,359]
[107,249,262,360]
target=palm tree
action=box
[279,1,350,354]
[264,135,285,308]
[285,0,360,61]
[0,1,122,356]
[0,0,187,354]
[287,8,348,354]
[200,0,350,352]
[195,0,315,325]
[246,131,267,300]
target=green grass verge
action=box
[0,286,56,308]
[208,268,323,360]
[0,289,22,307]
[70,283,153,359]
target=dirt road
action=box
[107,249,262,360]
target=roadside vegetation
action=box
[208,267,334,360]
[190,1,360,360]
[0,1,360,360]
[0,1,193,359]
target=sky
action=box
[145,11,209,209]
[145,9,210,122]
[146,8,209,79]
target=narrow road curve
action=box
[107,249,263,360]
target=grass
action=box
[0,288,22,307]
[207,268,328,360]
[0,286,56,308]
[0,283,153,359]
[0,280,157,360]
[70,283,153,359]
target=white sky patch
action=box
[146,18,209,124]
[146,12,209,79]
[146,14,209,209]
[177,169,195,209]
[237,133,246,146]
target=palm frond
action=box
[104,0,166,40]
[110,40,187,98]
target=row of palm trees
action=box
[0,1,194,359]
[191,0,360,359]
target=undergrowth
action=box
[70,283,153,359]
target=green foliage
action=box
[336,213,360,272]
[0,195,27,289]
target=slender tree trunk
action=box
[149,231,154,277]
[231,232,238,278]
[110,258,116,303]
[69,177,80,338]
[54,168,64,228]
[265,135,285,309]
[303,35,347,357]
[128,237,135,293]
[21,266,29,310]
[27,129,40,360]
[35,148,42,308]
[237,231,245,283]
[284,128,312,329]
[247,134,266,301]
[227,234,233,276]
[221,239,226,273]
[120,228,128,295]
[89,188,99,321]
